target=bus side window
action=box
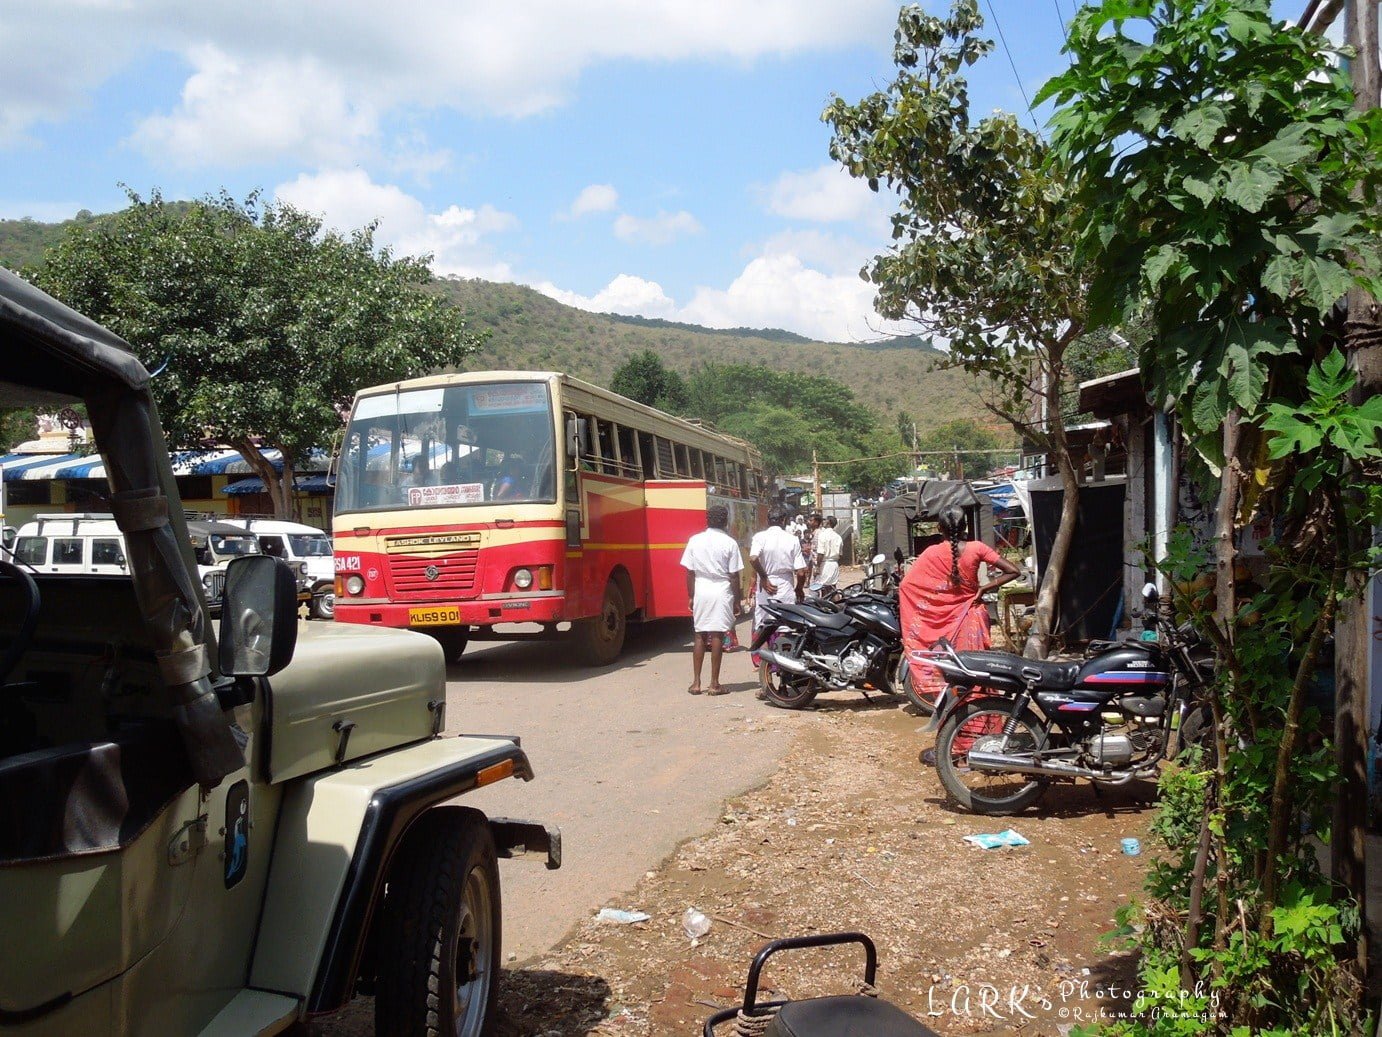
[637,432,657,477]
[675,444,692,477]
[690,450,704,479]
[655,437,675,478]
[726,461,741,497]
[713,456,728,489]
[596,420,618,475]
[616,424,641,478]
[578,413,600,471]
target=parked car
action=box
[220,516,335,619]
[12,513,260,615]
[0,266,560,1037]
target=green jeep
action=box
[0,268,560,1036]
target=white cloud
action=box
[536,274,677,318]
[566,184,619,219]
[274,169,517,280]
[1,2,898,164]
[613,210,702,246]
[763,164,882,223]
[536,232,906,343]
[131,46,379,168]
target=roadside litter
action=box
[963,829,1030,849]
[1121,837,1141,856]
[682,907,713,939]
[597,908,651,924]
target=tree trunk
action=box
[1212,411,1242,645]
[229,439,293,519]
[1023,360,1078,659]
[1335,0,1379,985]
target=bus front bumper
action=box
[334,593,567,629]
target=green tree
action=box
[916,418,1007,479]
[1043,0,1382,1027]
[609,349,688,411]
[0,409,36,454]
[825,0,1088,656]
[39,190,481,518]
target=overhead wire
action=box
[983,0,1044,136]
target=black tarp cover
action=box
[873,481,995,560]
[0,267,242,786]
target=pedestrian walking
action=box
[680,503,745,696]
[750,506,808,699]
[813,515,843,593]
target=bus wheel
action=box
[575,580,626,665]
[431,626,470,662]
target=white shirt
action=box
[680,528,744,583]
[750,525,806,581]
[814,526,843,564]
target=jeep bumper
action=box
[489,817,562,870]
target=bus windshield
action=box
[336,381,556,513]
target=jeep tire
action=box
[375,810,501,1037]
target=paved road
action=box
[441,619,793,962]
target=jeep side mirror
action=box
[219,555,298,677]
[1,527,14,550]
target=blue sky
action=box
[0,1,1312,343]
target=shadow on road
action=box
[496,968,612,1035]
[451,618,696,685]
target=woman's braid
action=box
[949,529,963,586]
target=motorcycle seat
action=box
[766,995,940,1037]
[954,650,1081,690]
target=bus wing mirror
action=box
[566,416,586,467]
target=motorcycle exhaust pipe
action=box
[966,750,1159,784]
[758,648,810,675]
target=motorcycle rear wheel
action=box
[899,665,935,716]
[758,632,819,710]
[935,696,1047,815]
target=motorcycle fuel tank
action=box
[844,602,900,637]
[1073,643,1170,694]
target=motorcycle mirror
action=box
[893,548,904,564]
[1142,582,1160,604]
[871,553,886,565]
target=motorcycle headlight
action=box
[345,575,365,596]
[513,568,534,590]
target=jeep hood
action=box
[0,267,242,787]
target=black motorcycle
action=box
[752,573,904,710]
[920,584,1215,815]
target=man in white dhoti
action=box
[680,504,744,695]
[813,516,843,593]
[750,507,808,698]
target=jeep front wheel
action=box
[375,810,501,1037]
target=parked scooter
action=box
[704,931,939,1036]
[919,584,1216,815]
[753,555,904,710]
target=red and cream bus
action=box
[332,371,766,662]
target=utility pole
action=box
[812,448,821,512]
[1334,0,1380,994]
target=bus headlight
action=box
[345,575,365,596]
[513,568,534,590]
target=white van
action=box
[12,513,262,614]
[219,516,335,619]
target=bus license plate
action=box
[409,606,461,627]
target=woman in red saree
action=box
[899,506,1022,713]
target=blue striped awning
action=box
[223,474,333,496]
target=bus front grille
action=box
[388,551,479,599]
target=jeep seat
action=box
[766,996,940,1037]
[0,719,192,863]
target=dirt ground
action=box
[491,696,1155,1036]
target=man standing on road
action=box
[681,504,744,696]
[750,506,808,698]
[814,515,843,594]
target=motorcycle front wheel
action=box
[935,696,1048,815]
[758,632,820,710]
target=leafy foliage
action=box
[1042,3,1382,1030]
[915,418,1009,478]
[37,189,480,516]
[609,350,688,411]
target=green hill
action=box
[439,278,991,430]
[0,214,995,432]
